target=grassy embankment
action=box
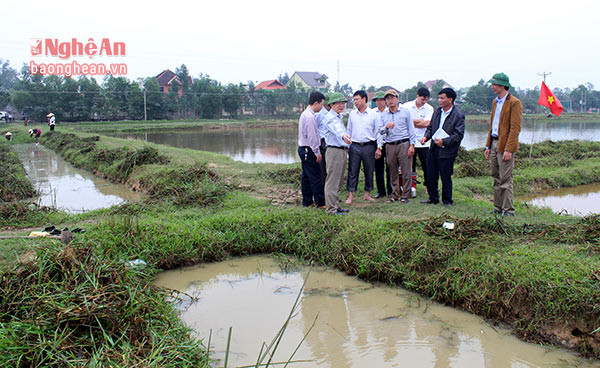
[1,122,600,366]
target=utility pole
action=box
[143,88,147,121]
[537,71,551,83]
[337,60,340,86]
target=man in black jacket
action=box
[420,88,465,206]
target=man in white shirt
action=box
[403,88,434,195]
[345,90,382,204]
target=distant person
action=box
[29,128,41,139]
[380,89,415,203]
[420,88,465,206]
[322,92,352,215]
[485,73,522,217]
[403,87,434,196]
[345,90,381,204]
[4,132,12,141]
[371,91,392,198]
[298,91,326,208]
[47,113,55,131]
[315,93,333,194]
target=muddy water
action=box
[112,121,600,164]
[13,144,144,212]
[155,256,600,368]
[522,183,600,216]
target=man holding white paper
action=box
[420,88,465,206]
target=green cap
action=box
[328,92,347,105]
[372,91,386,100]
[324,92,333,105]
[488,72,511,88]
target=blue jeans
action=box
[298,146,325,207]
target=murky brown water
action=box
[522,183,600,216]
[155,256,600,368]
[13,143,144,213]
[111,121,600,164]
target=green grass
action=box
[1,121,600,364]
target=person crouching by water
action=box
[298,91,326,208]
[322,92,352,215]
[47,113,55,131]
[29,128,41,140]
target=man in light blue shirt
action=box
[379,89,415,202]
[371,91,392,198]
[298,91,326,208]
[322,92,352,215]
[315,93,332,193]
[345,90,382,204]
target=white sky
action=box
[1,0,598,91]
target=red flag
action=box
[538,81,564,116]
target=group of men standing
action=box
[297,72,522,216]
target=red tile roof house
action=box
[255,80,286,91]
[155,70,188,96]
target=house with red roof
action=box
[255,80,286,91]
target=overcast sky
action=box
[1,0,598,91]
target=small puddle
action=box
[155,256,600,368]
[12,143,144,213]
[522,183,600,216]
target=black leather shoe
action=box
[374,193,382,199]
[420,199,438,204]
[336,208,350,213]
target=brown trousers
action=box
[490,139,515,213]
[386,141,412,200]
[324,147,347,214]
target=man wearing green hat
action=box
[322,92,352,215]
[485,72,522,217]
[372,91,392,198]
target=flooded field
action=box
[13,143,144,212]
[155,256,600,368]
[111,121,600,163]
[522,183,600,216]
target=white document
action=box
[432,128,449,140]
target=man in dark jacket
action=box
[420,88,465,206]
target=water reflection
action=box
[111,121,600,164]
[154,256,599,368]
[13,144,144,213]
[521,183,600,216]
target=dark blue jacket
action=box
[424,105,465,159]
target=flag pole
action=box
[531,72,552,159]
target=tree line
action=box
[0,60,598,122]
